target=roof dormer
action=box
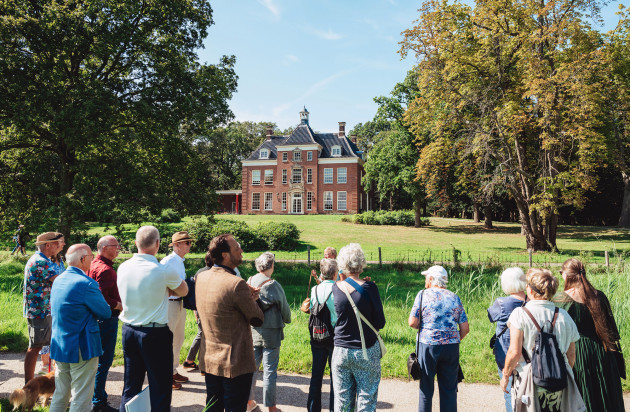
[331,145,341,157]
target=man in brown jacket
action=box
[196,234,264,411]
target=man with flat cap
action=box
[22,231,65,383]
[161,231,194,389]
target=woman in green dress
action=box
[553,258,625,412]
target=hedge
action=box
[351,210,430,227]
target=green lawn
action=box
[61,215,630,264]
[2,255,629,391]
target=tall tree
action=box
[401,0,608,251]
[0,0,237,236]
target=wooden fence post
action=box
[528,249,533,268]
[378,247,382,267]
[307,245,311,265]
[605,250,609,268]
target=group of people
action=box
[19,225,625,412]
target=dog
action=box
[9,371,55,411]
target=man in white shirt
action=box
[117,226,187,412]
[161,231,193,389]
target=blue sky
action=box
[198,0,626,133]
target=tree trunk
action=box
[619,172,630,227]
[57,155,76,250]
[547,213,558,251]
[413,192,423,228]
[389,193,394,211]
[473,202,480,223]
[483,205,493,229]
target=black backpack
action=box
[182,277,196,311]
[308,286,334,346]
[521,306,568,392]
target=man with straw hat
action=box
[161,231,194,390]
[22,231,65,383]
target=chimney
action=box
[350,134,357,144]
[266,126,273,141]
[338,122,346,138]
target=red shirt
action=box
[88,254,121,314]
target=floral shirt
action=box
[23,252,59,319]
[410,287,468,345]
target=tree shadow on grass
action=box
[0,331,27,353]
[425,224,521,236]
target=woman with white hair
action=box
[246,252,291,412]
[487,267,527,412]
[408,265,469,412]
[331,243,385,412]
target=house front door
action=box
[291,193,303,214]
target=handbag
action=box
[407,290,423,380]
[300,271,314,313]
[339,281,386,359]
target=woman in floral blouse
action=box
[408,265,469,412]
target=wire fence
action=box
[252,246,629,268]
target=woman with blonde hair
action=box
[487,267,527,412]
[552,258,625,412]
[501,268,582,412]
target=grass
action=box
[23,214,629,264]
[2,254,630,392]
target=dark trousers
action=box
[307,344,334,412]
[93,315,119,406]
[204,372,253,412]
[119,325,173,412]
[418,342,459,412]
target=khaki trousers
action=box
[49,355,98,412]
[168,300,186,374]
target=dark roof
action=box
[246,124,361,161]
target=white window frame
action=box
[324,191,333,211]
[264,192,273,211]
[293,150,302,162]
[307,151,313,161]
[331,145,341,157]
[337,191,347,211]
[292,168,302,184]
[337,167,347,184]
[282,192,287,211]
[252,193,261,210]
[282,152,288,162]
[260,149,269,159]
[307,168,313,184]
[282,169,287,184]
[323,168,333,184]
[252,170,261,185]
[307,192,313,210]
[264,169,273,185]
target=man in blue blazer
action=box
[49,244,112,412]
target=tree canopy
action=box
[0,0,237,236]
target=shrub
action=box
[157,208,182,223]
[253,222,300,250]
[69,231,100,249]
[352,210,429,227]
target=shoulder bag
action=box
[339,281,386,359]
[407,290,423,380]
[300,272,313,313]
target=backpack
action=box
[308,285,334,346]
[521,306,568,392]
[182,277,196,311]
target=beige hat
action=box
[35,232,63,245]
[169,231,193,247]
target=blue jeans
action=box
[418,342,459,412]
[119,325,173,412]
[93,315,118,406]
[251,346,280,407]
[307,344,334,412]
[498,368,513,412]
[205,372,253,412]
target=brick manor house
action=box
[240,108,368,215]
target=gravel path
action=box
[2,352,629,411]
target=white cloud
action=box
[256,0,279,16]
[272,70,353,117]
[308,28,343,40]
[285,54,300,63]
